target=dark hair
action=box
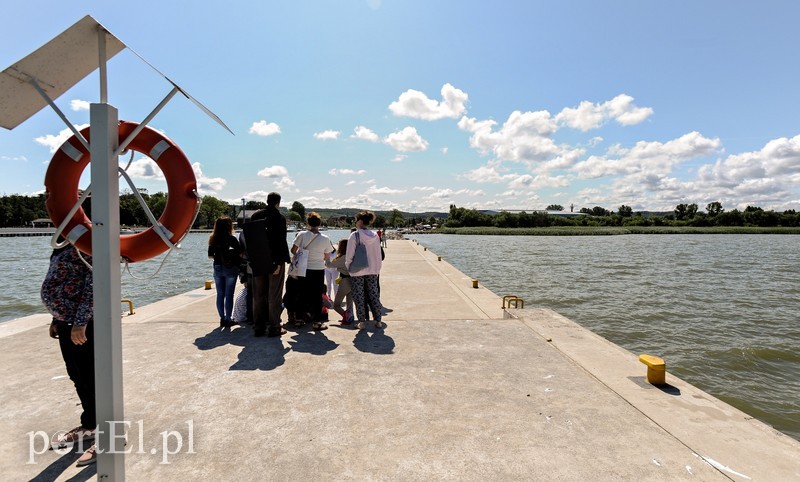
[209,216,233,246]
[356,210,375,226]
[307,212,322,227]
[267,192,281,207]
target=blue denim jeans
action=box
[213,264,240,321]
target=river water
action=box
[3,232,798,441]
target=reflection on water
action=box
[408,233,800,442]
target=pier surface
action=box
[1,240,798,480]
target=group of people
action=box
[38,191,388,470]
[208,192,385,337]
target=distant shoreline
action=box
[5,226,800,238]
[427,226,800,235]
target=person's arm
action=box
[72,262,93,345]
[291,232,303,255]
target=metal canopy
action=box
[0,16,125,130]
[0,15,233,134]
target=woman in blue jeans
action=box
[208,216,243,327]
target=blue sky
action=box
[2,1,800,213]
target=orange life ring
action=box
[45,121,198,263]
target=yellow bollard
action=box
[205,280,212,290]
[639,354,666,386]
[472,279,479,289]
[120,299,134,315]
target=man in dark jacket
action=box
[250,192,291,337]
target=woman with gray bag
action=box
[345,210,384,329]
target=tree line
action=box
[445,202,800,228]
[0,193,435,229]
[0,192,234,229]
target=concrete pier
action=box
[1,240,798,480]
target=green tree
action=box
[245,200,266,210]
[387,209,404,227]
[288,210,302,223]
[585,206,610,216]
[546,204,564,211]
[291,201,306,220]
[197,195,230,228]
[618,205,633,217]
[119,192,146,226]
[706,201,723,216]
[674,203,698,220]
[147,192,168,220]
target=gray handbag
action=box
[348,231,370,272]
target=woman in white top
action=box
[291,212,335,330]
[345,210,384,329]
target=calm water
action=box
[1,230,355,322]
[3,232,799,441]
[406,234,800,442]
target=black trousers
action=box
[302,269,325,322]
[56,322,96,430]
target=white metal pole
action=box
[91,104,125,479]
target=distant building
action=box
[31,218,54,228]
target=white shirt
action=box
[293,230,334,271]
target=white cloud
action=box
[366,185,406,195]
[249,120,281,136]
[383,127,429,152]
[413,186,436,191]
[458,111,559,162]
[313,187,332,193]
[125,157,164,180]
[345,180,357,186]
[351,126,379,142]
[388,83,468,120]
[240,191,271,204]
[257,165,289,178]
[555,94,653,131]
[192,162,227,193]
[441,147,449,154]
[255,165,296,191]
[573,131,721,181]
[36,124,89,154]
[70,100,90,111]
[427,188,484,199]
[392,154,407,162]
[313,130,340,140]
[461,162,511,183]
[329,168,366,176]
[1,155,28,162]
[274,176,297,192]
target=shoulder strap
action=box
[303,233,320,250]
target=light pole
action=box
[241,198,246,225]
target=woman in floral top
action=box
[41,244,96,464]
